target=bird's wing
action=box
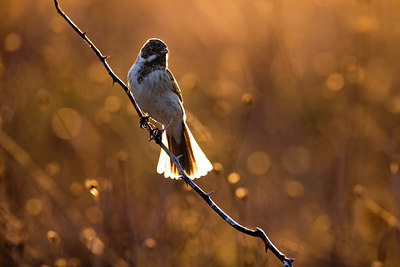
[166,68,183,103]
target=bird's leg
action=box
[149,120,173,143]
[139,115,150,129]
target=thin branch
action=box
[53,1,294,266]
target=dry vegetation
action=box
[1,0,400,266]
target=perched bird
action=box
[127,38,213,179]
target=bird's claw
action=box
[140,115,149,129]
[149,128,164,143]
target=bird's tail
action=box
[157,123,212,179]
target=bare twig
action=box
[53,1,294,266]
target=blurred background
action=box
[1,0,400,266]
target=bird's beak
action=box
[161,47,169,54]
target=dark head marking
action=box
[137,39,169,84]
[141,38,169,59]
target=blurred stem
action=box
[118,158,138,266]
[391,165,400,250]
[53,0,294,266]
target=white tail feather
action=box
[157,125,212,179]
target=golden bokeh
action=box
[4,32,21,52]
[144,238,157,249]
[51,108,82,139]
[227,172,240,184]
[81,227,96,242]
[326,73,345,91]
[2,0,400,266]
[25,198,43,216]
[246,151,271,175]
[104,95,121,113]
[235,187,248,200]
[69,182,83,196]
[54,258,67,267]
[314,214,331,232]
[90,237,105,255]
[47,230,61,243]
[67,258,82,267]
[284,180,304,199]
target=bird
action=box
[127,38,213,179]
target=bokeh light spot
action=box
[352,16,378,34]
[227,172,240,184]
[285,180,304,199]
[68,258,82,267]
[89,187,99,197]
[25,198,43,216]
[371,260,384,267]
[85,179,99,197]
[47,230,60,243]
[326,73,344,91]
[81,228,96,242]
[390,163,399,174]
[4,33,21,52]
[353,184,366,197]
[144,238,157,249]
[117,151,128,161]
[52,108,82,139]
[212,162,223,173]
[45,161,60,176]
[91,237,104,255]
[314,214,331,232]
[104,95,121,113]
[235,187,248,200]
[54,258,67,267]
[214,100,232,117]
[180,73,199,90]
[247,151,271,175]
[241,93,254,105]
[70,182,83,197]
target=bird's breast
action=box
[128,68,183,127]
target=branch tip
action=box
[283,258,295,267]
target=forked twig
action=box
[53,1,294,266]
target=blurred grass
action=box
[1,0,400,266]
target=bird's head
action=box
[139,38,169,66]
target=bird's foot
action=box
[150,127,164,143]
[140,115,150,129]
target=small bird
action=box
[127,38,213,179]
